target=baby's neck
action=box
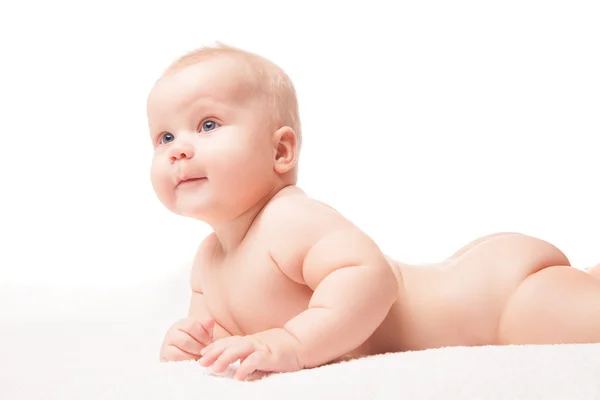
[211,183,300,253]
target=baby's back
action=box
[381,233,570,352]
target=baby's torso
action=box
[194,217,559,360]
[194,235,518,358]
[363,261,506,355]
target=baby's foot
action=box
[586,263,600,280]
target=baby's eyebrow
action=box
[188,98,236,119]
[189,96,226,110]
[147,96,232,138]
[147,116,171,138]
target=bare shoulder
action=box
[261,188,351,243]
[262,187,387,288]
[190,233,219,293]
[262,189,351,235]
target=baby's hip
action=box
[440,234,570,340]
[447,232,570,292]
[397,233,571,347]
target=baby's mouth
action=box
[177,177,207,187]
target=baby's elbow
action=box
[371,257,401,307]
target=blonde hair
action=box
[162,43,302,148]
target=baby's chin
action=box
[169,191,260,224]
[172,199,228,224]
[172,203,213,221]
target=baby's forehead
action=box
[148,57,256,112]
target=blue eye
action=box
[200,120,219,132]
[160,132,175,144]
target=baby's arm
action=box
[188,289,231,340]
[261,200,399,368]
[188,234,231,340]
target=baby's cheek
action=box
[206,144,271,202]
[150,164,174,204]
[225,161,265,196]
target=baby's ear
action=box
[272,126,298,174]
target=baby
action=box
[148,44,600,381]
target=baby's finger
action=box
[180,318,213,345]
[198,341,230,367]
[199,318,215,338]
[212,344,254,373]
[162,344,198,362]
[171,330,205,356]
[235,351,265,380]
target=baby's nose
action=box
[169,144,195,163]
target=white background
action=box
[0,0,599,293]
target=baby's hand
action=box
[160,317,215,362]
[198,328,302,381]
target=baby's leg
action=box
[587,263,600,280]
[499,266,600,344]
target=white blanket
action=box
[2,270,600,399]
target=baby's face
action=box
[147,56,276,223]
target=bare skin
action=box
[149,51,600,381]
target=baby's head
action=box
[147,43,301,224]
